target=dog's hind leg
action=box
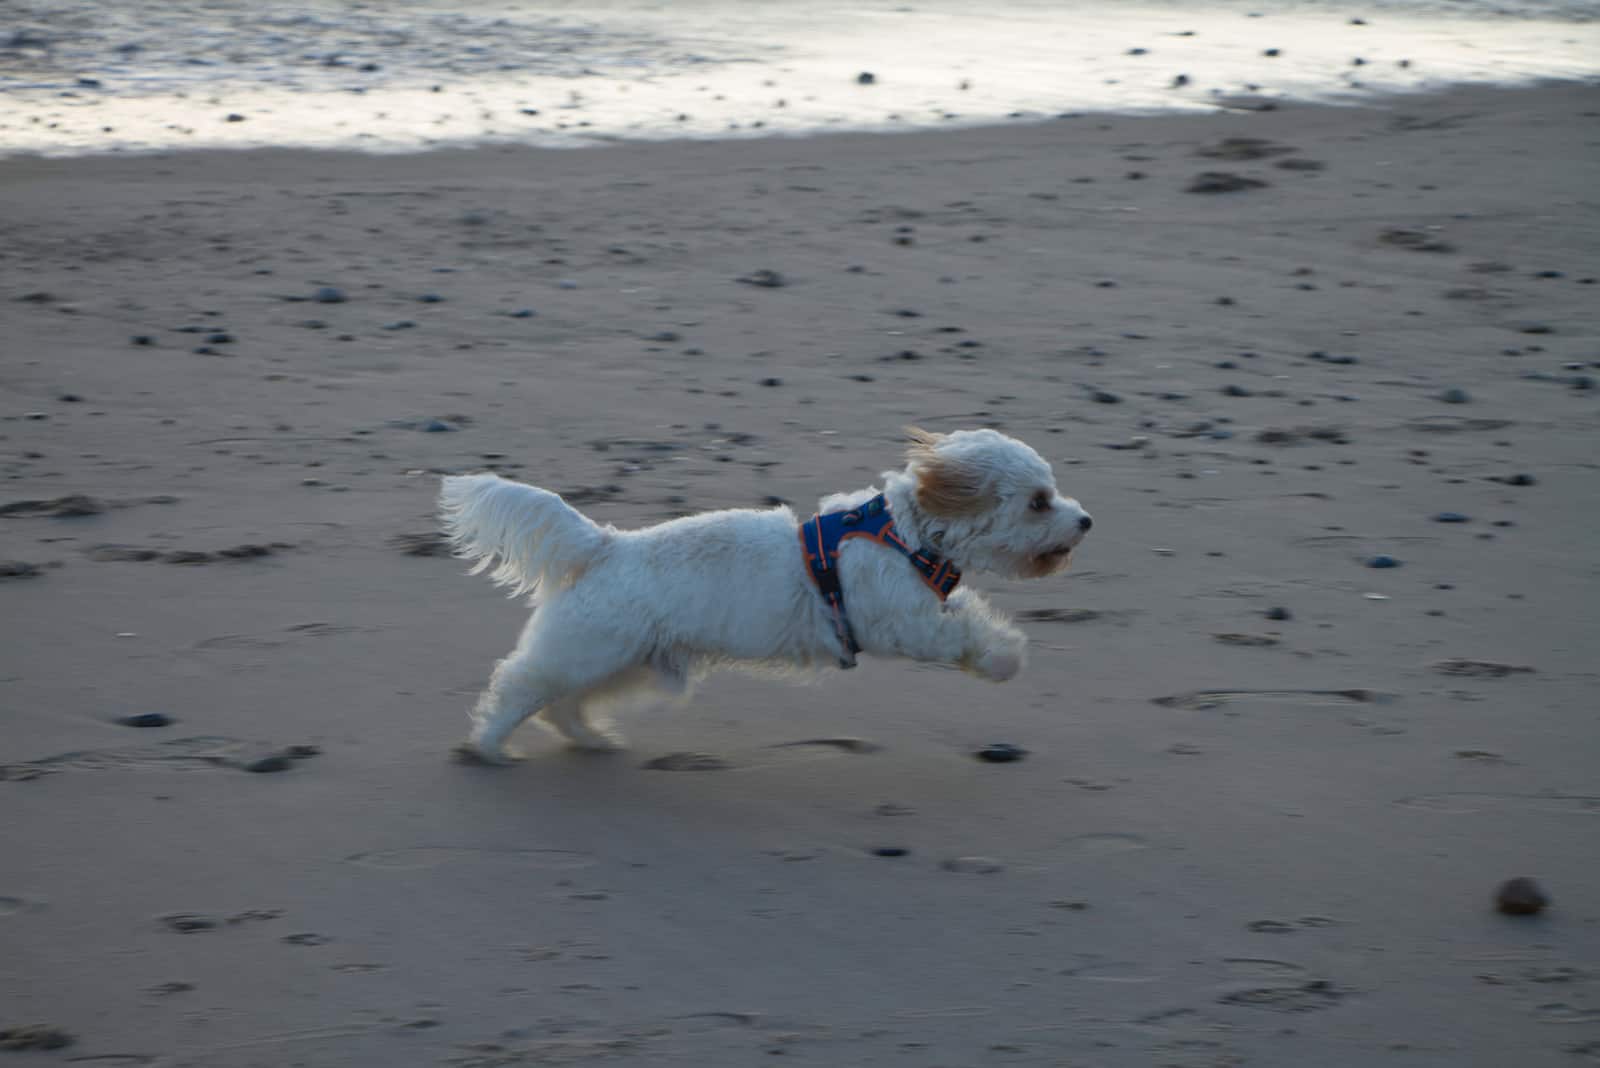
[457,653,557,764]
[457,606,643,764]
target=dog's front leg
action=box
[865,588,1027,682]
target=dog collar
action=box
[798,494,961,669]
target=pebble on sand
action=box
[737,268,787,288]
[116,712,174,728]
[1365,554,1402,569]
[1187,172,1270,194]
[975,743,1028,763]
[0,1025,75,1051]
[1494,876,1550,916]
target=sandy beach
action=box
[2,83,1598,1066]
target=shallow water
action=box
[2,0,1597,156]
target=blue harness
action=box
[799,494,961,668]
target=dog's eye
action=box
[1029,492,1053,513]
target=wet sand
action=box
[1,84,1598,1066]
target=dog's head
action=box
[887,427,1091,579]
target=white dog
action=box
[439,427,1091,763]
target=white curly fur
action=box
[440,428,1091,762]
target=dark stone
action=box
[117,712,174,728]
[0,1025,75,1051]
[643,752,730,771]
[1366,554,1401,569]
[856,71,877,85]
[131,335,154,346]
[975,743,1028,764]
[760,377,783,387]
[508,308,537,318]
[0,561,41,579]
[1089,390,1121,404]
[1265,606,1292,621]
[1187,172,1269,194]
[416,293,444,303]
[0,494,104,518]
[1439,388,1471,404]
[871,847,910,857]
[422,420,457,433]
[161,913,218,932]
[1495,876,1550,916]
[1221,384,1253,397]
[1493,473,1537,486]
[1432,512,1471,523]
[1379,228,1455,253]
[312,286,347,304]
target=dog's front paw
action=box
[972,647,1024,683]
[452,740,525,766]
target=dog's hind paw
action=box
[451,740,525,766]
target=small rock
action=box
[974,743,1028,763]
[116,712,173,728]
[131,335,155,346]
[1439,388,1471,404]
[1491,473,1537,486]
[736,268,786,288]
[1089,390,1121,404]
[0,1025,74,1051]
[1365,554,1401,569]
[856,71,877,85]
[1495,877,1550,916]
[161,913,218,933]
[1432,512,1471,523]
[1265,606,1292,621]
[1432,658,1534,678]
[870,847,910,857]
[421,419,457,433]
[390,532,452,557]
[85,544,161,562]
[1214,632,1279,646]
[941,856,1004,874]
[642,752,730,771]
[312,286,347,304]
[1187,172,1269,194]
[0,494,104,518]
[0,561,42,579]
[1380,228,1456,253]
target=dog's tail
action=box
[439,473,611,596]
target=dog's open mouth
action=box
[1031,545,1074,575]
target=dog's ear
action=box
[905,426,992,517]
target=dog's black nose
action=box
[1078,515,1093,531]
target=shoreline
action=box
[1,79,1592,175]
